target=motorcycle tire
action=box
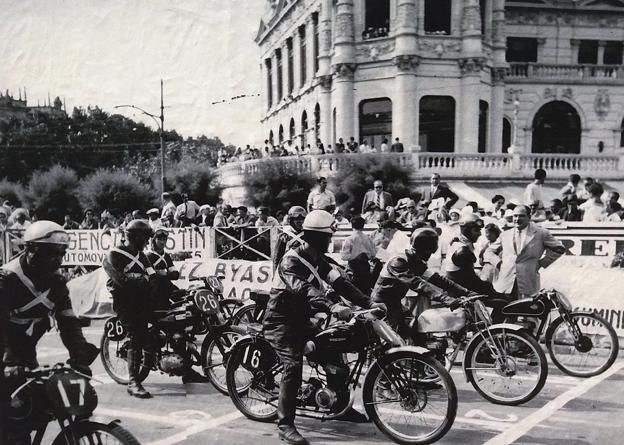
[546,311,619,377]
[464,327,547,405]
[230,302,264,326]
[200,326,246,394]
[100,335,150,385]
[51,420,140,445]
[362,351,457,445]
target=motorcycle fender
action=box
[386,345,431,356]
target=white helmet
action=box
[23,221,70,246]
[302,210,336,234]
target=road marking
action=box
[482,360,624,445]
[95,407,198,427]
[465,409,518,423]
[37,347,67,358]
[147,410,244,445]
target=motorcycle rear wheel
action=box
[201,326,246,394]
[51,420,140,445]
[362,351,457,445]
[546,312,619,377]
[100,335,150,385]
[230,302,264,327]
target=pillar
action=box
[293,29,302,91]
[306,15,316,81]
[282,41,290,98]
[332,0,356,141]
[489,0,506,152]
[271,52,279,108]
[318,0,333,145]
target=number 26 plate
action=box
[104,317,126,340]
[194,290,220,314]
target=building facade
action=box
[256,0,624,156]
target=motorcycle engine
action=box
[315,387,338,409]
[159,353,185,375]
[299,378,323,406]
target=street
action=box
[34,320,624,445]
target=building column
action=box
[318,0,333,145]
[332,0,356,142]
[319,76,332,146]
[489,0,506,152]
[570,39,580,64]
[307,15,317,80]
[282,42,290,98]
[292,30,302,91]
[271,52,279,108]
[598,40,607,65]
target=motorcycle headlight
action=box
[554,290,573,311]
[474,300,492,326]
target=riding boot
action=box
[278,425,310,445]
[127,349,152,399]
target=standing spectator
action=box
[255,206,280,228]
[560,174,582,202]
[560,196,582,221]
[529,203,547,223]
[198,205,214,226]
[579,183,606,222]
[335,138,345,153]
[62,214,80,230]
[146,208,164,230]
[524,168,546,207]
[490,194,506,219]
[340,216,377,293]
[0,207,8,230]
[100,211,118,230]
[307,177,336,212]
[316,139,325,155]
[547,199,564,221]
[255,206,279,255]
[361,202,379,225]
[79,209,98,230]
[346,136,358,153]
[606,191,622,222]
[359,139,371,153]
[479,223,502,283]
[334,208,350,227]
[397,199,421,228]
[161,192,176,221]
[390,137,404,153]
[421,173,458,211]
[175,193,200,227]
[213,204,229,228]
[380,138,389,153]
[232,206,254,227]
[577,177,595,202]
[493,205,565,298]
[362,180,394,214]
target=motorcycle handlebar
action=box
[449,294,486,311]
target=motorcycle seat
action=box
[250,291,270,305]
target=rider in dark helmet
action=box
[102,219,155,398]
[263,210,386,445]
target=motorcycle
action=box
[230,290,269,327]
[6,363,139,445]
[100,274,245,394]
[500,288,619,377]
[409,295,548,405]
[226,308,458,445]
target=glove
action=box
[331,304,353,321]
[370,302,387,316]
[3,365,24,379]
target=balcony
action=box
[508,62,624,84]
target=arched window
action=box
[289,118,296,143]
[502,118,511,153]
[301,111,309,149]
[359,98,392,150]
[532,101,581,154]
[419,96,455,152]
[620,118,624,147]
[478,100,489,153]
[278,125,284,144]
[269,130,274,147]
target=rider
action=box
[371,227,474,337]
[145,228,208,384]
[263,210,385,445]
[272,205,307,271]
[102,219,155,399]
[0,221,99,442]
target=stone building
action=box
[256,0,624,156]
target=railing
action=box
[520,153,619,173]
[417,153,513,173]
[508,63,624,82]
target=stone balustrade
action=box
[508,63,624,83]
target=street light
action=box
[508,97,520,154]
[114,79,166,196]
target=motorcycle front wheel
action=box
[362,351,457,445]
[51,420,140,445]
[230,302,264,327]
[546,312,619,377]
[100,335,150,385]
[464,328,547,405]
[200,326,246,394]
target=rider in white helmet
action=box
[263,210,385,445]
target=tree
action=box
[164,159,222,204]
[329,155,412,213]
[0,179,24,207]
[242,159,316,213]
[21,165,81,223]
[78,170,156,218]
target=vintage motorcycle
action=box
[100,275,245,394]
[409,295,548,406]
[6,363,139,445]
[500,288,619,377]
[226,308,458,445]
[230,290,269,327]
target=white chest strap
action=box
[112,247,155,275]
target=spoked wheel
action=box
[546,312,619,377]
[362,351,457,445]
[465,328,547,405]
[219,298,244,321]
[100,335,150,385]
[200,327,245,394]
[52,421,140,444]
[231,303,264,327]
[226,340,281,422]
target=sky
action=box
[0,0,265,146]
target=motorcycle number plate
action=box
[104,317,126,340]
[194,290,220,315]
[45,372,98,418]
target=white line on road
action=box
[482,360,624,445]
[146,410,244,445]
[95,407,198,427]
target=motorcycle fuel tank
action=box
[501,297,546,317]
[313,323,362,353]
[417,308,466,333]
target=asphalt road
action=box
[34,321,624,445]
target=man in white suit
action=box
[494,205,565,298]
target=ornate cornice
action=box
[318,74,332,90]
[333,63,357,80]
[491,67,507,84]
[458,57,485,75]
[392,55,420,72]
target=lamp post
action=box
[508,97,520,154]
[114,79,166,195]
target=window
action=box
[269,130,274,146]
[301,111,309,149]
[424,0,451,35]
[265,58,272,109]
[278,125,284,144]
[276,49,283,101]
[620,118,624,147]
[287,38,294,95]
[478,101,489,153]
[480,0,487,35]
[359,98,392,149]
[604,41,623,65]
[532,101,581,154]
[289,118,296,143]
[578,40,598,64]
[313,13,319,73]
[502,118,511,153]
[299,25,307,85]
[419,96,455,152]
[363,0,390,40]
[314,103,321,143]
[506,37,538,63]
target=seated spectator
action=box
[560,174,582,202]
[79,209,99,229]
[100,211,118,230]
[146,208,163,230]
[232,206,254,227]
[547,199,564,221]
[334,208,351,227]
[561,196,582,221]
[577,177,594,203]
[529,203,547,223]
[62,214,80,230]
[605,191,622,222]
[397,199,420,227]
[579,183,606,222]
[362,202,380,225]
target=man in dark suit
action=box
[390,137,404,152]
[421,173,458,210]
[361,180,394,214]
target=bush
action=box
[0,179,24,207]
[78,170,157,218]
[330,155,412,213]
[164,159,222,204]
[21,165,81,223]
[242,159,317,213]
